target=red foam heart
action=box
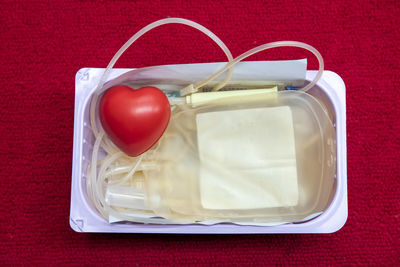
[99,85,171,157]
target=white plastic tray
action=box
[70,64,347,233]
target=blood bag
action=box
[105,90,336,223]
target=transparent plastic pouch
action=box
[107,90,336,223]
[85,18,337,225]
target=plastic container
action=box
[70,63,347,233]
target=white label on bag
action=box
[196,106,298,210]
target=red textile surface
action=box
[1,0,399,265]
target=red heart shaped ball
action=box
[99,85,171,157]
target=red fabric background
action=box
[1,0,399,265]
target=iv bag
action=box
[138,90,336,223]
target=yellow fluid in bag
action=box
[106,90,336,223]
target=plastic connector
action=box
[179,84,197,96]
[186,87,277,107]
[105,186,148,210]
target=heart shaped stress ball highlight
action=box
[99,85,171,157]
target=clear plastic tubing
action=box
[194,41,324,92]
[90,18,234,137]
